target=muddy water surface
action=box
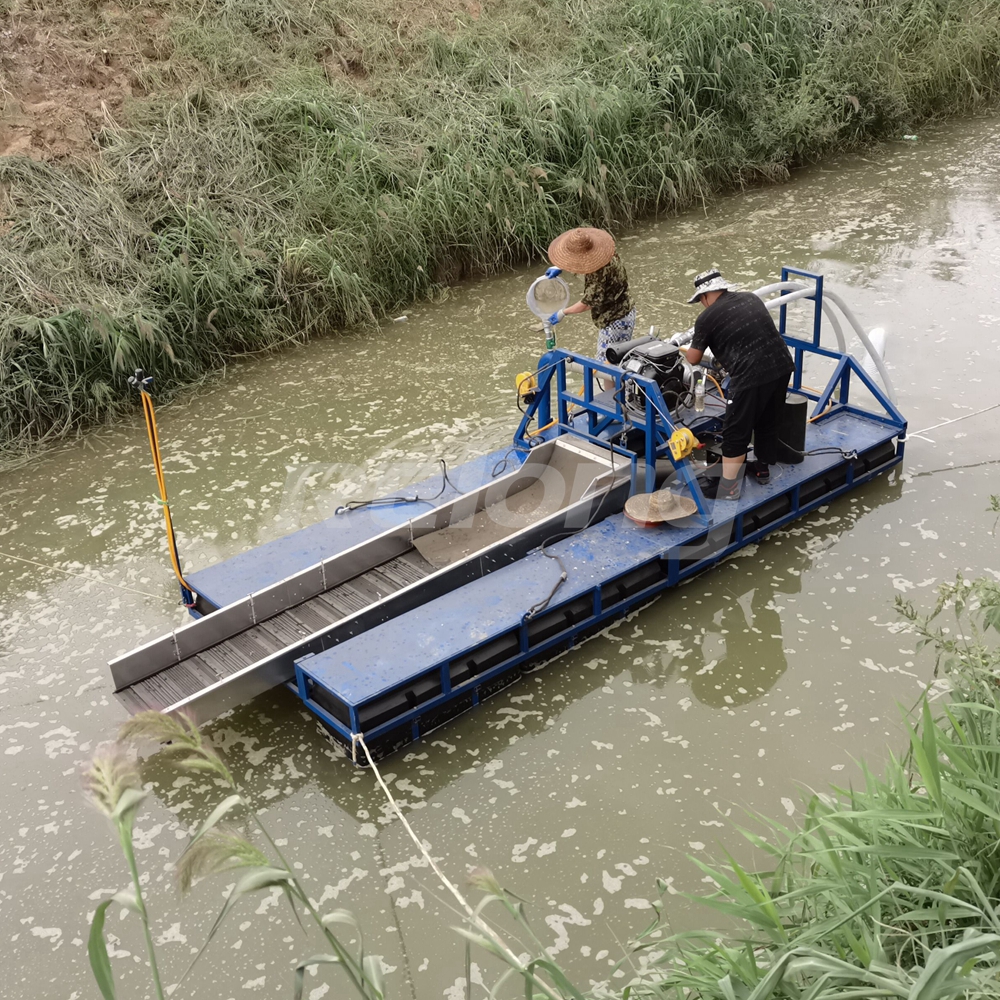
[2,116,1000,999]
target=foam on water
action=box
[1,115,1000,998]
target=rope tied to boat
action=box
[350,731,479,908]
[349,731,567,1000]
[128,369,198,609]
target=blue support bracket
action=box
[810,350,906,432]
[511,348,714,520]
[765,269,904,435]
[780,266,824,347]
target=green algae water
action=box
[2,115,1000,999]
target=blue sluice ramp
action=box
[294,412,901,760]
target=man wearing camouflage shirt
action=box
[546,227,636,365]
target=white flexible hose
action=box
[862,327,886,381]
[753,281,896,404]
[821,288,897,404]
[668,278,896,405]
[753,283,848,354]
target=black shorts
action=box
[721,375,790,462]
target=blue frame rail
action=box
[513,270,906,497]
[513,349,712,518]
[777,268,906,433]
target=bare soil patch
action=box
[0,0,484,160]
[0,3,168,159]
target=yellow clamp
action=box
[668,427,698,461]
[516,371,537,398]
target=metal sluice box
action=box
[108,436,631,724]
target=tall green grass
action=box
[612,570,1000,999]
[4,0,1000,455]
[86,558,1000,997]
[622,697,1000,997]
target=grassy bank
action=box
[2,0,1000,455]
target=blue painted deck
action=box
[108,266,908,750]
[299,515,664,707]
[294,411,901,756]
[187,448,524,610]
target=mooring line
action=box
[909,402,1000,441]
[350,732,564,1000]
[352,733,475,914]
[0,549,174,603]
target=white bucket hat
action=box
[687,268,738,304]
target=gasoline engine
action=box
[604,337,692,415]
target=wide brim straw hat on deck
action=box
[548,228,616,274]
[624,490,698,527]
[687,268,738,304]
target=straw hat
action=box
[624,490,698,527]
[548,228,616,274]
[687,268,738,304]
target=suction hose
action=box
[753,281,896,404]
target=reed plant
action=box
[86,710,600,999]
[614,570,1000,998]
[619,696,1000,998]
[86,564,1000,998]
[3,0,1000,455]
[86,712,390,999]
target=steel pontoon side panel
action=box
[110,525,412,688]
[297,441,902,761]
[111,449,529,688]
[109,437,611,691]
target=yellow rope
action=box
[140,390,197,603]
[809,399,836,423]
[529,384,586,438]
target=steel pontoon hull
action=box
[293,413,901,760]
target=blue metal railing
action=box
[512,268,906,516]
[513,348,711,518]
[774,269,906,432]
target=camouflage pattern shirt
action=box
[582,253,634,329]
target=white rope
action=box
[0,549,174,603]
[909,402,1000,439]
[352,733,474,913]
[350,732,563,1000]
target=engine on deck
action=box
[605,337,691,414]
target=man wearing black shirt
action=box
[683,269,794,500]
